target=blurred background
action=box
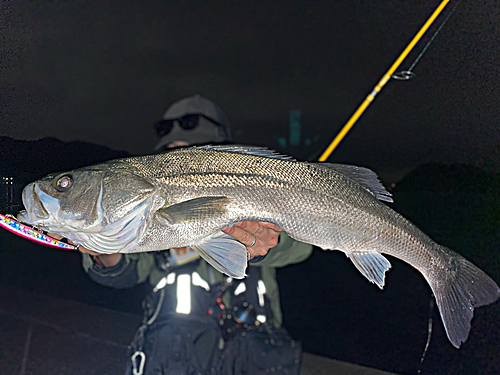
[1,1,500,374]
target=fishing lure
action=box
[0,213,78,251]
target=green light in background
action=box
[289,110,301,147]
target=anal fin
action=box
[348,251,392,289]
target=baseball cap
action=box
[154,94,232,151]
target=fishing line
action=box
[19,323,33,375]
[392,1,461,81]
[417,293,435,375]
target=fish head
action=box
[17,162,162,252]
[19,169,106,231]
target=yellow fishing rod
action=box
[318,0,451,162]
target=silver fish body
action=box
[18,146,500,348]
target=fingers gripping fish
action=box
[17,145,500,348]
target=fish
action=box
[17,145,500,348]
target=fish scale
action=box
[124,149,497,314]
[17,145,500,348]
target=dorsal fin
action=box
[194,145,296,161]
[193,146,392,202]
[316,163,393,203]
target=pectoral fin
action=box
[156,196,232,225]
[191,232,248,279]
[347,251,392,289]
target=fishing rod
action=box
[315,2,460,372]
[318,0,452,162]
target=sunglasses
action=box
[154,114,225,137]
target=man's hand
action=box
[49,220,283,267]
[221,221,283,259]
[80,247,122,268]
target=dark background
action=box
[1,1,500,374]
[1,0,500,182]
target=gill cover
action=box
[63,167,162,253]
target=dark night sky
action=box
[1,0,500,183]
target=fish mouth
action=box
[17,183,52,225]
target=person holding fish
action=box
[19,97,499,372]
[77,95,313,375]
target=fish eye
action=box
[55,175,73,192]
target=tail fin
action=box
[427,246,500,348]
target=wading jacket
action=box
[81,232,312,326]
